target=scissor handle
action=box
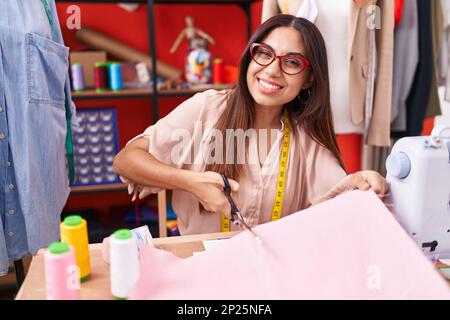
[220,174,231,193]
[220,174,240,222]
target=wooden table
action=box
[15,232,238,300]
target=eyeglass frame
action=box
[250,42,310,75]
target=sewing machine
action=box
[385,125,450,259]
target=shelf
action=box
[71,84,235,100]
[70,183,128,194]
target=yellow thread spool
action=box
[60,215,91,281]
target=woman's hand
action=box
[312,170,388,205]
[189,171,240,218]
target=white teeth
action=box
[258,79,281,90]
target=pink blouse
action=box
[123,89,346,235]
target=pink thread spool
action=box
[44,241,80,300]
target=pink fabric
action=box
[122,89,346,235]
[130,190,450,299]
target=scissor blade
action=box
[236,213,262,245]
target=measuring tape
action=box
[221,111,290,231]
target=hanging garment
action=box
[439,0,450,102]
[392,0,434,138]
[297,0,318,22]
[391,0,419,131]
[364,22,376,143]
[0,1,77,276]
[262,0,296,21]
[351,0,395,146]
[315,0,364,134]
[262,0,317,23]
[425,0,443,119]
[362,144,391,175]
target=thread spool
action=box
[110,229,140,299]
[213,58,224,85]
[44,241,80,300]
[94,62,108,92]
[71,63,85,92]
[60,215,91,281]
[108,63,122,91]
[136,62,150,84]
[105,61,113,87]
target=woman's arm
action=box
[113,137,239,217]
[113,137,194,192]
[311,170,388,205]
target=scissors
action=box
[220,174,262,244]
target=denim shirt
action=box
[0,1,77,275]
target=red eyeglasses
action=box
[250,43,310,75]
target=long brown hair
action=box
[205,15,346,180]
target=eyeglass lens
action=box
[251,44,306,75]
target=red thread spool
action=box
[94,62,108,92]
[213,58,224,85]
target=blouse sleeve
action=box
[129,91,208,166]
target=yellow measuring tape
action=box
[221,111,290,231]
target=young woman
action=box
[113,15,387,235]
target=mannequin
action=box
[170,16,215,54]
[170,16,216,84]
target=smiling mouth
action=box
[257,77,283,91]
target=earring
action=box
[298,89,311,104]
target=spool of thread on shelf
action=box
[105,61,113,88]
[213,58,224,85]
[60,215,91,281]
[110,229,140,299]
[108,63,122,91]
[44,241,80,300]
[136,62,150,83]
[71,63,85,92]
[94,62,108,92]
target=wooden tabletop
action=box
[15,231,238,300]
